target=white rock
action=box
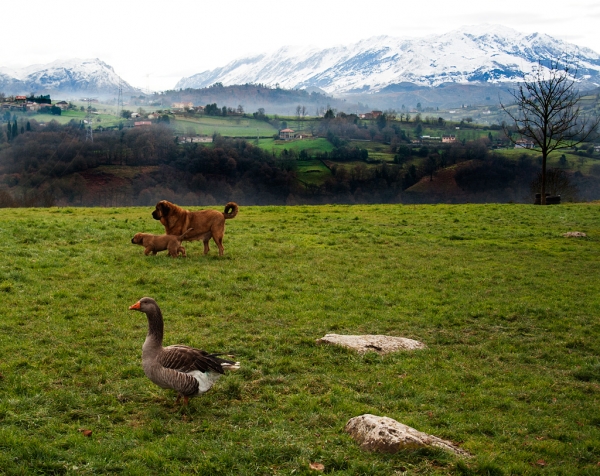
[345,414,470,457]
[316,334,425,354]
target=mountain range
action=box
[1,25,599,108]
[176,24,600,95]
[0,58,139,98]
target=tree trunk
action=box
[541,154,547,205]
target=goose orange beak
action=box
[129,301,141,310]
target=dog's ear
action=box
[159,201,169,217]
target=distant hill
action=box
[0,58,140,99]
[156,84,358,116]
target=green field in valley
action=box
[22,109,121,128]
[295,160,332,185]
[0,203,599,474]
[171,116,277,137]
[348,140,395,163]
[499,148,600,174]
[258,137,334,154]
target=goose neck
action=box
[145,306,164,344]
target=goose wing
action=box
[159,345,226,374]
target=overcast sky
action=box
[2,0,599,91]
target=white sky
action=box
[2,0,599,91]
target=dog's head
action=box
[131,233,145,245]
[152,200,173,221]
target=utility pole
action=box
[146,73,153,96]
[116,78,123,119]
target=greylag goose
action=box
[129,297,240,405]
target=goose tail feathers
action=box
[221,361,241,371]
[207,353,240,371]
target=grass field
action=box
[0,204,599,474]
[16,109,122,128]
[348,141,395,163]
[295,159,332,185]
[498,148,599,174]
[258,138,334,155]
[171,116,277,137]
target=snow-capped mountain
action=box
[0,58,140,97]
[176,24,600,94]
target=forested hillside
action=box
[1,114,598,207]
[155,84,355,116]
[0,121,297,206]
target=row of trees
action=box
[0,122,299,206]
[4,120,29,141]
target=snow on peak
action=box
[176,24,600,93]
[0,58,137,96]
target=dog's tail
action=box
[223,202,239,220]
[178,228,193,240]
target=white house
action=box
[279,128,295,140]
[514,139,535,149]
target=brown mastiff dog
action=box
[152,201,239,256]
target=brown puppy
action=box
[131,229,192,258]
[152,201,238,256]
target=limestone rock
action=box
[345,414,470,457]
[563,231,587,237]
[316,334,425,354]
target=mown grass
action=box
[171,116,277,137]
[348,141,395,163]
[498,148,599,174]
[23,109,122,128]
[296,160,332,185]
[258,138,333,155]
[0,204,599,474]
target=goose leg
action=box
[175,394,189,406]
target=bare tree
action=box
[501,59,599,204]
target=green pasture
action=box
[411,125,490,143]
[276,119,317,133]
[257,137,333,155]
[348,140,395,162]
[0,204,599,474]
[22,113,75,125]
[16,109,121,128]
[498,148,600,174]
[171,116,277,137]
[295,160,332,185]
